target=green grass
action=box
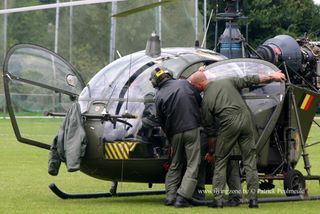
[1,118,320,214]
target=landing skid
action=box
[49,183,166,199]
[49,182,320,203]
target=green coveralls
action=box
[194,131,242,201]
[166,128,201,200]
[202,76,260,201]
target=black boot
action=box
[208,200,223,208]
[224,199,240,207]
[164,198,175,206]
[249,199,259,208]
[192,187,205,200]
[174,194,192,208]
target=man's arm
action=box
[231,70,286,90]
[205,137,217,163]
[201,99,219,163]
[155,98,166,131]
[201,99,219,138]
[258,70,286,83]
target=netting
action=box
[0,0,204,114]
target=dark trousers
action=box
[165,128,201,200]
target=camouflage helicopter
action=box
[2,0,320,203]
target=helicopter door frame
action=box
[177,60,216,79]
[3,44,85,150]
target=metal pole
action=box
[3,0,7,57]
[156,0,162,41]
[52,0,60,112]
[203,0,207,48]
[3,0,7,118]
[155,0,158,34]
[54,0,60,53]
[195,0,198,41]
[214,2,218,51]
[0,0,124,15]
[283,62,311,176]
[246,22,248,43]
[69,0,73,63]
[109,1,117,62]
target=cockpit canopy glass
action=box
[78,48,225,114]
[78,48,225,145]
[204,59,285,135]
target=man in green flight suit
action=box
[190,70,286,208]
[191,67,242,207]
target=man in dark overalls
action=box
[190,70,285,208]
[150,67,202,208]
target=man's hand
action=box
[205,152,215,163]
[197,66,206,72]
[206,137,217,164]
[271,70,286,81]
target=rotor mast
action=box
[214,0,248,58]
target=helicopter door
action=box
[3,44,85,149]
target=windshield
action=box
[79,52,155,114]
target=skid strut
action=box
[49,183,165,199]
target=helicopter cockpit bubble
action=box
[78,48,226,159]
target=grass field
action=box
[1,117,320,214]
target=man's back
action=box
[155,79,201,137]
[202,76,260,123]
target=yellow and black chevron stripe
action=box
[104,141,138,159]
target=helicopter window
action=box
[7,47,83,95]
[204,59,285,134]
[204,59,283,92]
[99,64,168,158]
[78,52,152,112]
[204,59,285,98]
[114,62,156,115]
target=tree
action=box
[201,0,320,48]
[244,0,320,47]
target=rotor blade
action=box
[0,0,125,15]
[112,0,178,18]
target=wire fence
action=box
[0,94,6,117]
[0,93,74,119]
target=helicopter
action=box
[2,0,320,204]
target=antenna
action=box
[145,32,161,58]
[116,50,122,58]
[125,54,133,115]
[201,9,214,48]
